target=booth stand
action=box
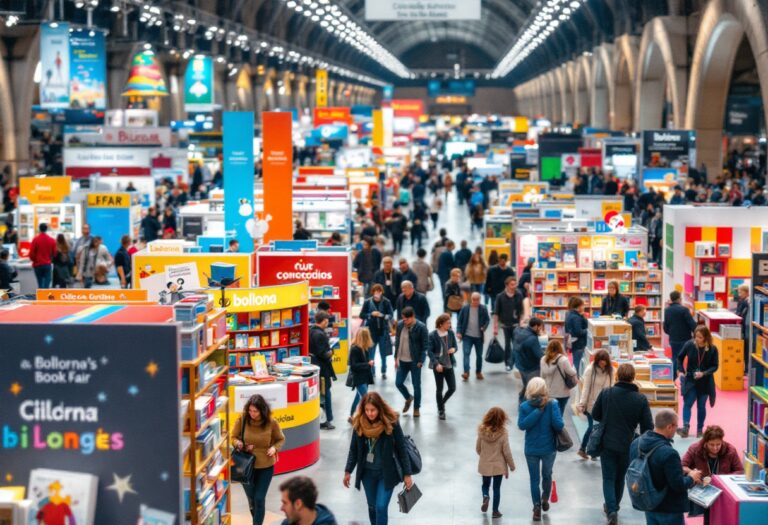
[710,475,768,524]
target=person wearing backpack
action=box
[343,391,414,525]
[517,377,564,522]
[591,363,653,525]
[629,409,703,525]
[477,407,516,519]
[539,340,578,417]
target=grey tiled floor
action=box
[232,188,651,524]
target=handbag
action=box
[556,427,573,452]
[397,483,423,513]
[484,337,505,364]
[555,356,579,389]
[446,295,463,312]
[230,419,255,483]
[586,388,615,458]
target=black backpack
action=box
[394,434,422,477]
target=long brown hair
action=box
[544,339,565,364]
[242,394,271,429]
[695,325,713,349]
[479,407,508,434]
[352,391,398,435]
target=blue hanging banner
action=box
[223,111,255,252]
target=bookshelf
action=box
[746,254,768,480]
[226,306,308,369]
[176,299,231,525]
[532,268,662,345]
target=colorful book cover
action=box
[281,309,293,327]
[562,244,577,266]
[270,311,281,328]
[261,311,271,327]
[28,469,98,525]
[650,363,673,383]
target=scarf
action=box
[357,416,387,438]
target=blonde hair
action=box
[525,377,549,402]
[352,327,373,350]
[450,268,462,278]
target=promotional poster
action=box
[223,111,256,251]
[0,322,181,524]
[184,55,214,113]
[39,23,70,108]
[69,29,106,109]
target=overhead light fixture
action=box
[492,0,585,78]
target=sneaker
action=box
[403,396,413,413]
[439,411,446,420]
[533,505,541,521]
[320,422,335,430]
[492,511,502,519]
[697,430,703,438]
[413,409,420,417]
[676,425,689,438]
[462,372,469,381]
[607,512,618,525]
[382,373,387,380]
[481,496,489,512]
[577,449,589,460]
[476,372,484,380]
[505,366,513,372]
[542,499,550,512]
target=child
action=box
[476,407,516,518]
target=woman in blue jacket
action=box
[564,296,588,378]
[518,377,564,522]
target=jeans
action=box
[470,283,483,293]
[645,512,685,525]
[433,367,456,412]
[556,397,569,417]
[33,265,52,289]
[670,341,685,378]
[321,377,333,423]
[395,361,422,409]
[462,336,483,373]
[361,470,394,525]
[370,333,391,375]
[524,452,556,505]
[571,348,584,378]
[350,383,369,416]
[392,234,404,254]
[83,276,94,288]
[580,412,594,451]
[482,474,503,513]
[242,465,274,525]
[519,368,540,404]
[601,449,630,514]
[682,387,709,432]
[410,229,423,248]
[502,326,516,369]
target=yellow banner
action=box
[315,69,328,108]
[19,176,71,204]
[372,109,383,147]
[512,116,529,133]
[210,281,309,313]
[601,200,623,218]
[37,289,149,301]
[87,193,132,208]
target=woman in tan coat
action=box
[464,252,488,294]
[476,407,516,519]
[575,349,613,459]
[232,394,286,525]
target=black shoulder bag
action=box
[231,419,255,483]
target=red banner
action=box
[313,107,352,127]
[390,99,425,120]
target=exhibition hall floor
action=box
[232,191,744,524]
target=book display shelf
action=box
[532,268,662,346]
[746,253,768,480]
[176,297,232,525]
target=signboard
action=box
[210,281,309,312]
[605,143,638,157]
[0,322,182,523]
[315,69,328,108]
[313,107,352,127]
[63,147,152,177]
[642,130,692,166]
[428,79,476,97]
[561,153,581,169]
[65,127,171,147]
[365,0,480,20]
[382,85,394,102]
[19,176,71,204]
[223,112,255,252]
[312,124,349,141]
[725,100,761,135]
[390,99,425,121]
[435,95,468,105]
[69,29,106,110]
[184,55,214,113]
[36,289,149,301]
[39,23,70,108]
[262,112,294,243]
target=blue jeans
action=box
[670,341,685,378]
[502,326,516,369]
[580,412,594,451]
[682,387,708,432]
[524,452,556,505]
[646,512,684,525]
[462,335,483,373]
[350,383,369,416]
[361,470,394,525]
[370,333,391,375]
[556,397,569,417]
[470,283,483,293]
[321,377,333,423]
[571,348,584,378]
[242,465,273,525]
[395,361,422,409]
[33,265,52,289]
[601,449,630,514]
[482,475,503,513]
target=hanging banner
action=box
[69,28,106,109]
[642,130,692,167]
[315,69,328,108]
[39,23,70,108]
[365,0,480,20]
[725,100,761,135]
[262,112,294,243]
[184,55,214,113]
[382,85,394,102]
[223,112,255,252]
[122,50,168,97]
[19,176,71,204]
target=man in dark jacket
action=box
[663,290,697,377]
[0,248,17,295]
[372,256,402,305]
[484,253,514,304]
[592,363,654,524]
[394,307,428,417]
[437,240,456,291]
[513,318,545,404]
[493,276,524,371]
[353,237,382,295]
[140,207,162,243]
[630,410,702,524]
[359,283,394,379]
[628,305,652,351]
[310,312,337,430]
[457,292,490,381]
[386,205,408,253]
[279,476,338,525]
[397,257,418,287]
[454,240,472,273]
[395,280,430,324]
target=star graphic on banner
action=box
[106,473,137,503]
[44,335,54,345]
[145,361,159,378]
[101,356,109,366]
[127,385,139,396]
[9,382,22,396]
[159,471,169,482]
[97,392,107,403]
